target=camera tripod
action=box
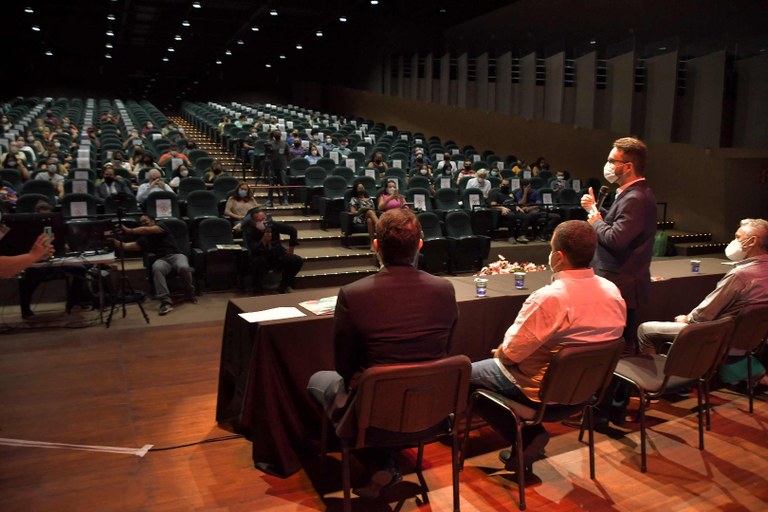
[106,209,149,328]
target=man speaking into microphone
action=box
[581,137,656,355]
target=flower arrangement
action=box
[475,255,547,276]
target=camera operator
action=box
[241,208,302,294]
[265,129,289,207]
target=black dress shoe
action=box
[353,468,402,499]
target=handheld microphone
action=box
[596,186,610,210]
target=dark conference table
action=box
[216,257,728,477]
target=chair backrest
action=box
[728,303,768,353]
[61,193,98,218]
[444,210,474,238]
[193,156,214,173]
[21,180,57,205]
[539,339,624,407]
[322,175,348,199]
[304,166,327,187]
[557,188,578,206]
[462,187,485,210]
[212,176,240,202]
[185,190,219,218]
[176,176,206,200]
[15,193,50,213]
[194,217,234,251]
[418,212,444,240]
[352,175,377,196]
[145,191,180,219]
[316,157,336,172]
[0,169,22,190]
[405,187,432,212]
[187,149,209,165]
[434,187,460,211]
[336,355,472,448]
[289,157,310,173]
[64,179,96,196]
[332,167,356,186]
[158,218,190,258]
[104,193,140,214]
[408,175,431,190]
[664,316,736,380]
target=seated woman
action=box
[349,183,379,251]
[168,164,193,189]
[204,160,228,184]
[366,151,389,179]
[377,179,406,212]
[224,182,259,223]
[304,144,322,165]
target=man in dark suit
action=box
[307,208,458,499]
[94,163,134,204]
[581,137,656,355]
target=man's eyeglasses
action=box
[607,159,631,166]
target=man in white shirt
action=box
[471,220,626,474]
[136,168,174,204]
[466,168,492,198]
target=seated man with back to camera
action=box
[241,208,303,294]
[637,218,768,385]
[470,220,626,476]
[110,213,196,316]
[307,208,459,499]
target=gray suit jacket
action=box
[95,178,134,203]
[591,179,656,309]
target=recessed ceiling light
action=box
[225,50,232,56]
[279,54,286,59]
[270,9,278,16]
[316,30,323,37]
[589,39,597,45]
[265,64,272,68]
[339,16,347,22]
[107,14,116,21]
[215,59,222,65]
[105,53,112,59]
[296,44,303,50]
[658,46,667,51]
[251,26,259,31]
[32,25,41,32]
[106,30,115,36]
[25,7,34,14]
[105,43,113,49]
[175,35,182,41]
[370,0,379,4]
[182,20,190,27]
[439,8,447,14]
[237,39,244,45]
[162,57,169,62]
[167,47,175,52]
[45,50,53,56]
[192,2,202,8]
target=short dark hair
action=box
[375,209,422,266]
[552,220,597,268]
[613,137,647,175]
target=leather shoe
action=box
[353,468,402,499]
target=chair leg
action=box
[638,390,647,473]
[416,442,429,505]
[319,414,329,456]
[342,445,352,512]
[459,394,476,471]
[697,382,705,450]
[586,407,596,479]
[704,379,711,431]
[748,354,755,414]
[452,433,461,512]
[515,423,526,511]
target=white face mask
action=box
[387,187,396,194]
[180,170,189,177]
[603,162,618,184]
[420,168,428,175]
[725,237,752,261]
[547,250,561,273]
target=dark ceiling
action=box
[6,0,768,110]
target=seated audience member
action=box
[550,170,570,192]
[304,144,321,165]
[512,178,560,243]
[168,164,193,189]
[471,220,626,475]
[18,202,91,319]
[136,169,174,204]
[224,182,259,222]
[638,218,768,359]
[349,183,379,251]
[466,168,492,198]
[95,163,134,204]
[157,144,191,168]
[241,208,302,294]
[321,135,336,153]
[123,127,144,150]
[141,121,156,138]
[307,208,458,499]
[531,156,549,176]
[488,178,520,242]
[436,151,457,178]
[2,141,31,182]
[111,213,196,316]
[367,152,389,178]
[136,153,164,179]
[336,137,352,157]
[411,147,432,168]
[36,158,65,200]
[412,163,434,181]
[377,179,406,212]
[204,160,228,184]
[110,150,133,172]
[288,137,306,160]
[455,160,475,185]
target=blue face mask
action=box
[238,189,248,198]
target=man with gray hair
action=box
[136,168,174,204]
[638,218,768,355]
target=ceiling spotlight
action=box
[175,34,182,41]
[182,20,190,27]
[658,46,667,51]
[162,57,169,62]
[105,53,112,59]
[279,54,286,59]
[215,59,222,65]
[167,47,175,52]
[589,39,597,45]
[270,9,278,16]
[25,7,34,13]
[316,30,323,37]
[105,43,113,49]
[295,43,303,50]
[32,25,41,32]
[439,8,447,14]
[370,0,379,4]
[225,50,232,56]
[265,64,272,68]
[237,39,244,45]
[106,30,115,36]
[45,50,53,56]
[251,26,259,31]
[339,16,347,22]
[192,2,202,8]
[107,14,116,21]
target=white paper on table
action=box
[238,307,307,323]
